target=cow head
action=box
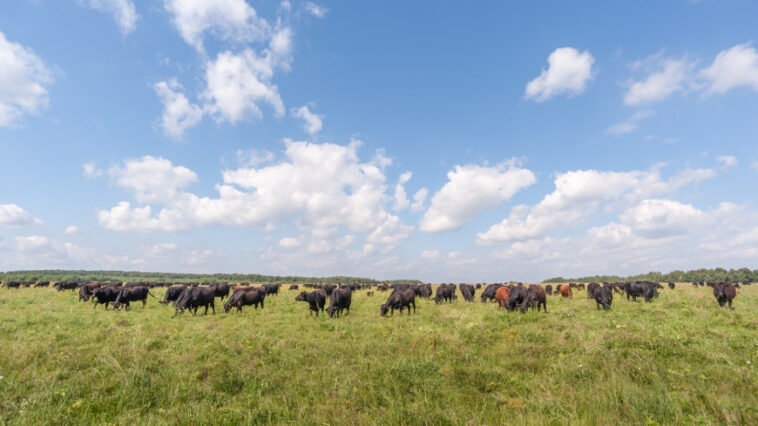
[295,291,306,302]
[380,304,389,317]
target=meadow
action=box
[0,284,755,425]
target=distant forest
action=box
[543,267,757,284]
[0,270,422,285]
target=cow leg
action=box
[412,301,416,314]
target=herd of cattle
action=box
[0,279,745,316]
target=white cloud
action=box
[291,105,323,135]
[163,0,271,52]
[620,199,705,239]
[702,43,758,94]
[15,235,49,251]
[624,58,694,105]
[82,161,104,178]
[607,110,653,135]
[108,155,198,204]
[420,250,440,260]
[0,31,53,127]
[154,79,205,140]
[304,2,328,18]
[392,171,412,211]
[410,187,428,213]
[0,204,43,227]
[477,166,715,245]
[64,225,80,235]
[717,155,738,169]
[278,237,300,248]
[420,161,536,233]
[236,148,274,166]
[80,0,138,34]
[525,47,595,102]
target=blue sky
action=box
[2,0,758,282]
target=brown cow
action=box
[495,286,510,309]
[560,285,572,298]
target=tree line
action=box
[543,267,757,284]
[0,269,422,285]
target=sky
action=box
[2,0,758,282]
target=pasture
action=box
[0,284,756,425]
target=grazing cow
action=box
[495,286,510,309]
[288,285,299,290]
[475,283,482,289]
[505,285,528,312]
[480,284,503,303]
[545,284,553,296]
[380,288,416,317]
[587,282,601,299]
[161,285,187,305]
[322,284,337,296]
[413,284,433,299]
[54,281,78,291]
[713,282,736,309]
[459,284,476,302]
[78,282,101,302]
[35,281,50,287]
[594,286,613,310]
[434,284,456,304]
[174,286,216,316]
[522,285,547,313]
[112,286,155,310]
[326,287,352,318]
[668,282,675,290]
[224,287,266,313]
[263,283,281,296]
[209,283,231,300]
[91,287,120,310]
[624,281,658,303]
[3,281,21,289]
[295,290,326,316]
[366,291,374,297]
[559,285,572,299]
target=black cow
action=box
[624,281,658,303]
[480,284,503,302]
[380,288,416,317]
[459,284,475,302]
[295,290,326,316]
[435,284,456,304]
[35,281,50,287]
[3,281,21,289]
[210,283,231,300]
[161,285,187,305]
[521,285,547,313]
[413,284,433,299]
[54,281,78,291]
[263,283,281,296]
[505,285,528,312]
[91,286,120,310]
[288,285,299,290]
[668,282,675,290]
[545,284,553,296]
[78,282,101,302]
[224,287,265,313]
[326,287,352,318]
[174,286,216,316]
[713,282,736,309]
[587,282,601,299]
[594,286,613,310]
[112,286,155,310]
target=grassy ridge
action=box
[0,285,755,425]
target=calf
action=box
[380,288,416,317]
[495,286,510,309]
[326,287,352,318]
[713,282,736,309]
[224,287,266,313]
[174,286,216,316]
[593,286,613,310]
[112,286,155,310]
[480,284,503,302]
[161,285,187,305]
[295,290,326,316]
[522,285,547,313]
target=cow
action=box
[435,284,456,304]
[505,285,528,312]
[112,286,156,310]
[413,284,433,299]
[594,286,613,310]
[380,288,416,317]
[481,284,503,303]
[263,283,281,296]
[459,284,475,302]
[668,282,675,290]
[288,285,299,290]
[624,281,658,303]
[78,282,101,302]
[295,290,326,316]
[3,281,21,289]
[210,283,231,300]
[522,285,547,313]
[54,281,78,291]
[713,282,736,309]
[91,287,120,310]
[161,285,187,305]
[174,286,216,317]
[322,284,337,297]
[224,287,266,313]
[587,282,601,299]
[545,284,553,296]
[35,281,50,287]
[559,285,572,298]
[326,287,352,318]
[495,286,510,309]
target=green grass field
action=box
[0,284,755,425]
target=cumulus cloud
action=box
[702,43,758,94]
[620,199,705,239]
[15,235,49,251]
[79,0,138,34]
[154,79,205,140]
[98,141,413,252]
[607,110,653,135]
[717,155,738,169]
[624,57,694,105]
[304,2,328,18]
[477,166,715,245]
[82,161,104,178]
[0,204,43,227]
[278,237,300,248]
[410,187,428,213]
[64,225,80,235]
[525,47,595,102]
[420,161,536,233]
[392,171,412,211]
[0,31,53,127]
[291,105,323,135]
[236,148,274,167]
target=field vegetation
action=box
[0,283,755,424]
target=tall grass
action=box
[0,284,755,424]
